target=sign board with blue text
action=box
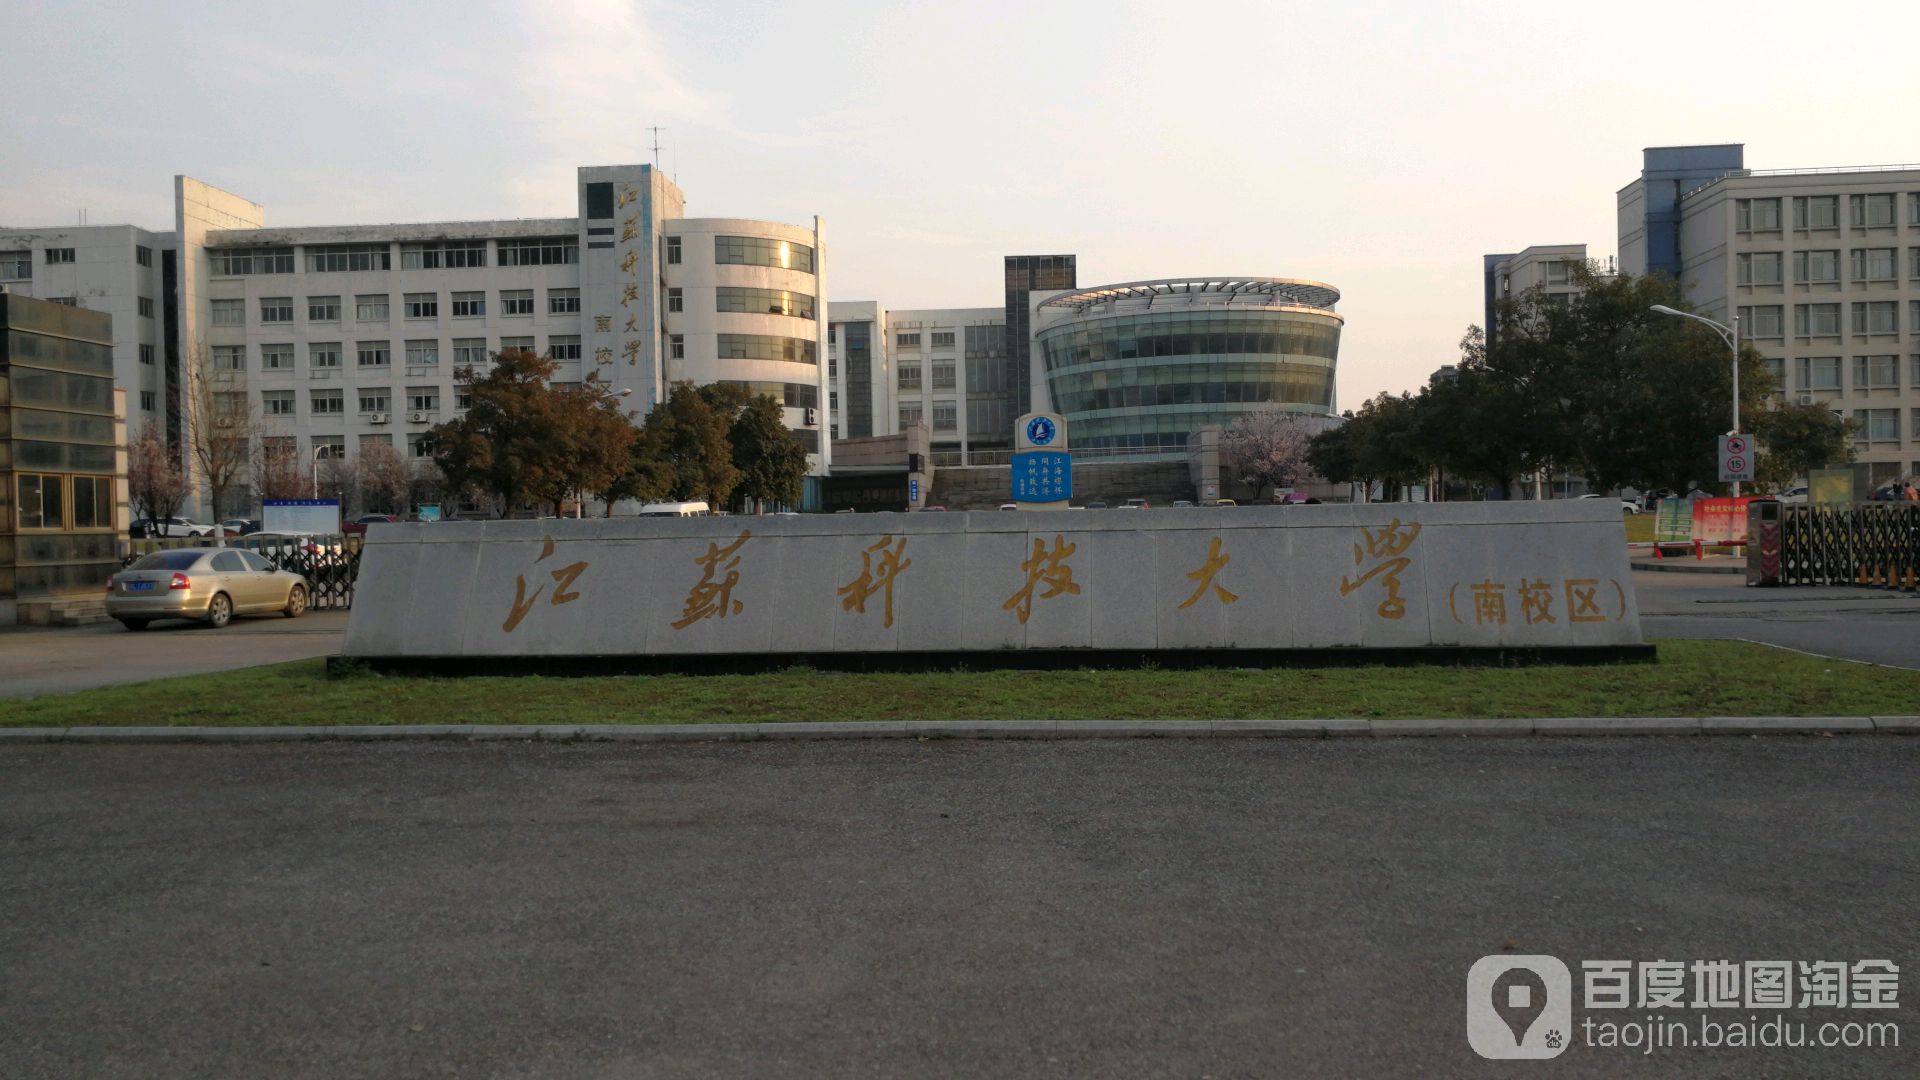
[909,478,920,505]
[263,499,342,536]
[1013,411,1071,507]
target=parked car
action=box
[1212,499,1238,507]
[998,503,1019,511]
[106,548,309,630]
[221,518,263,536]
[1085,500,1109,510]
[1122,498,1150,510]
[1776,486,1809,505]
[341,513,400,535]
[128,516,217,539]
[1577,493,1640,514]
[1170,499,1194,508]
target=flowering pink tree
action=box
[1221,410,1317,497]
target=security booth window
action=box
[16,473,66,529]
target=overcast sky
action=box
[5,0,1914,404]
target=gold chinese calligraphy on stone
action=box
[502,535,589,634]
[620,283,639,307]
[838,536,911,628]
[1470,580,1507,625]
[1177,536,1239,609]
[1565,578,1605,623]
[1518,579,1555,625]
[672,531,752,630]
[620,249,638,274]
[621,215,638,242]
[593,346,613,365]
[616,184,638,209]
[1338,519,1422,619]
[594,315,612,333]
[1003,535,1080,624]
[623,312,639,333]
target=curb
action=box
[0,717,1915,744]
[1631,559,1745,576]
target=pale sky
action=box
[5,0,1915,404]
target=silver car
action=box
[106,548,310,630]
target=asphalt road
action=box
[1636,569,1920,669]
[2,738,1913,1079]
[0,611,347,699]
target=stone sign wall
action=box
[341,501,1643,659]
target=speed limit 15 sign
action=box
[1719,434,1754,482]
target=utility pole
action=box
[647,126,664,170]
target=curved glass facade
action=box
[1038,309,1340,450]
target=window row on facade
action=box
[1038,313,1341,372]
[674,286,816,319]
[206,335,582,373]
[1735,248,1920,285]
[12,473,114,531]
[1733,300,1920,338]
[706,235,814,273]
[1775,354,1920,395]
[208,288,582,327]
[254,386,460,420]
[1843,407,1920,443]
[1734,193,1920,232]
[206,237,579,276]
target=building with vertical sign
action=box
[0,165,830,518]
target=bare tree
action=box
[127,423,189,534]
[253,437,308,502]
[185,340,260,520]
[317,450,360,517]
[1221,409,1320,499]
[409,459,448,510]
[358,441,412,515]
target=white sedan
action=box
[1578,494,1640,514]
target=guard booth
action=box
[1746,499,1783,586]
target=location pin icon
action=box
[1491,967,1548,1047]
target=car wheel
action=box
[118,618,150,632]
[206,593,233,629]
[283,585,307,618]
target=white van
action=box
[634,501,710,518]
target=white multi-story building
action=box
[2,165,828,515]
[1620,145,1920,484]
[1480,243,1589,345]
[827,303,1009,460]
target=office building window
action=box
[897,332,921,348]
[139,344,155,365]
[899,403,923,428]
[400,241,487,269]
[501,289,534,316]
[357,341,391,367]
[1913,353,1920,390]
[1797,356,1841,390]
[136,245,153,267]
[713,235,814,273]
[1852,301,1898,335]
[715,286,814,318]
[1853,408,1899,441]
[311,389,344,415]
[0,251,29,279]
[452,338,487,365]
[307,295,341,322]
[549,334,581,361]
[306,243,391,273]
[262,390,295,416]
[965,324,1005,358]
[1738,306,1783,339]
[1736,252,1781,286]
[261,343,293,370]
[210,298,245,326]
[309,343,342,369]
[897,364,921,390]
[716,333,815,364]
[137,296,154,318]
[1794,196,1840,229]
[669,334,685,359]
[404,292,437,319]
[140,391,156,411]
[208,247,293,275]
[1736,198,1781,231]
[410,434,435,458]
[931,401,957,431]
[355,293,389,321]
[1849,193,1896,228]
[548,288,580,314]
[212,344,246,371]
[497,237,578,266]
[455,390,473,412]
[1911,194,1920,226]
[499,336,533,353]
[931,331,955,348]
[14,474,66,529]
[931,361,957,389]
[404,340,439,366]
[71,475,114,529]
[1795,303,1841,336]
[1544,260,1570,285]
[1794,250,1839,284]
[358,390,391,414]
[46,297,78,307]
[407,388,439,413]
[451,291,485,318]
[1853,355,1899,389]
[1850,248,1897,283]
[311,435,346,460]
[664,236,681,264]
[44,248,76,264]
[667,287,683,313]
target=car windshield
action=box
[126,550,205,571]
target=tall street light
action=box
[310,443,335,500]
[1649,304,1742,497]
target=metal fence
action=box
[120,534,365,610]
[1779,504,1920,590]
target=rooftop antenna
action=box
[647,125,664,170]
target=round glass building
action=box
[1033,277,1341,453]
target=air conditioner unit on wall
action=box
[408,410,431,423]
[367,411,390,424]
[1797,394,1814,406]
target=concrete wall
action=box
[343,501,1640,658]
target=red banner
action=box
[1691,497,1761,545]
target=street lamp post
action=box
[1649,304,1742,497]
[310,443,335,500]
